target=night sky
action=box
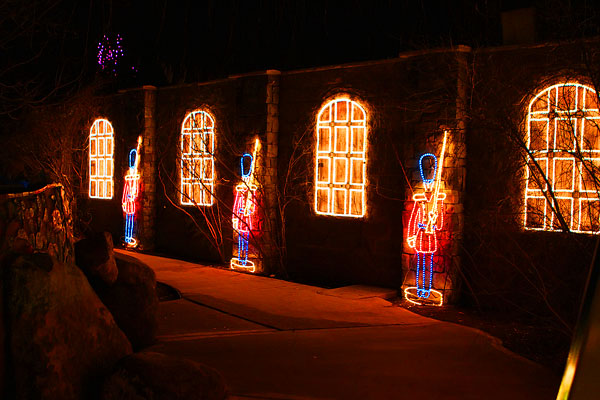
[2,0,600,115]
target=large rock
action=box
[75,231,118,285]
[94,253,159,350]
[3,252,132,400]
[102,352,228,400]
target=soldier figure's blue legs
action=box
[416,252,434,298]
[125,213,134,244]
[237,230,250,266]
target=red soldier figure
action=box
[406,131,448,305]
[122,136,141,247]
[231,139,259,272]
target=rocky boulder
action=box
[102,352,228,400]
[94,252,159,351]
[3,252,132,400]
[75,231,118,285]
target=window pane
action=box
[350,158,364,184]
[203,158,213,181]
[351,103,365,122]
[317,157,330,183]
[551,198,573,230]
[334,127,348,153]
[316,187,330,213]
[530,90,549,113]
[182,133,191,154]
[351,127,365,153]
[585,89,599,110]
[579,200,600,232]
[554,118,576,151]
[580,159,600,192]
[557,85,577,112]
[333,158,348,184]
[529,120,548,151]
[205,132,214,154]
[193,183,203,204]
[98,159,105,177]
[318,127,331,152]
[350,190,363,216]
[203,184,213,205]
[193,133,203,154]
[553,159,575,191]
[318,104,332,122]
[582,118,600,151]
[106,159,113,178]
[333,189,347,214]
[525,197,546,229]
[335,100,348,122]
[527,158,547,192]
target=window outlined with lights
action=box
[315,97,367,217]
[89,118,114,199]
[524,82,600,234]
[180,110,215,206]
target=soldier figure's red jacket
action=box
[122,173,140,215]
[407,191,445,253]
[232,183,257,233]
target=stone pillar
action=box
[261,70,281,273]
[140,86,157,250]
[444,45,471,303]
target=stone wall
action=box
[152,74,268,263]
[76,40,600,309]
[80,89,145,244]
[261,70,281,272]
[140,86,158,250]
[463,40,600,317]
[1,184,74,264]
[277,49,465,290]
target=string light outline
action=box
[180,110,215,206]
[122,136,142,247]
[89,118,114,199]
[404,287,444,306]
[314,97,367,217]
[524,82,600,234]
[231,139,260,273]
[406,131,448,306]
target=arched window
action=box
[315,97,367,217]
[89,118,114,199]
[180,110,215,206]
[524,82,600,233]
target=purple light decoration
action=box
[97,34,124,75]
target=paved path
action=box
[117,250,560,400]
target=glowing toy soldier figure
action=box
[230,139,260,272]
[122,136,142,247]
[406,131,448,306]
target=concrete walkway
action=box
[117,250,560,400]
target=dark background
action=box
[3,0,600,119]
